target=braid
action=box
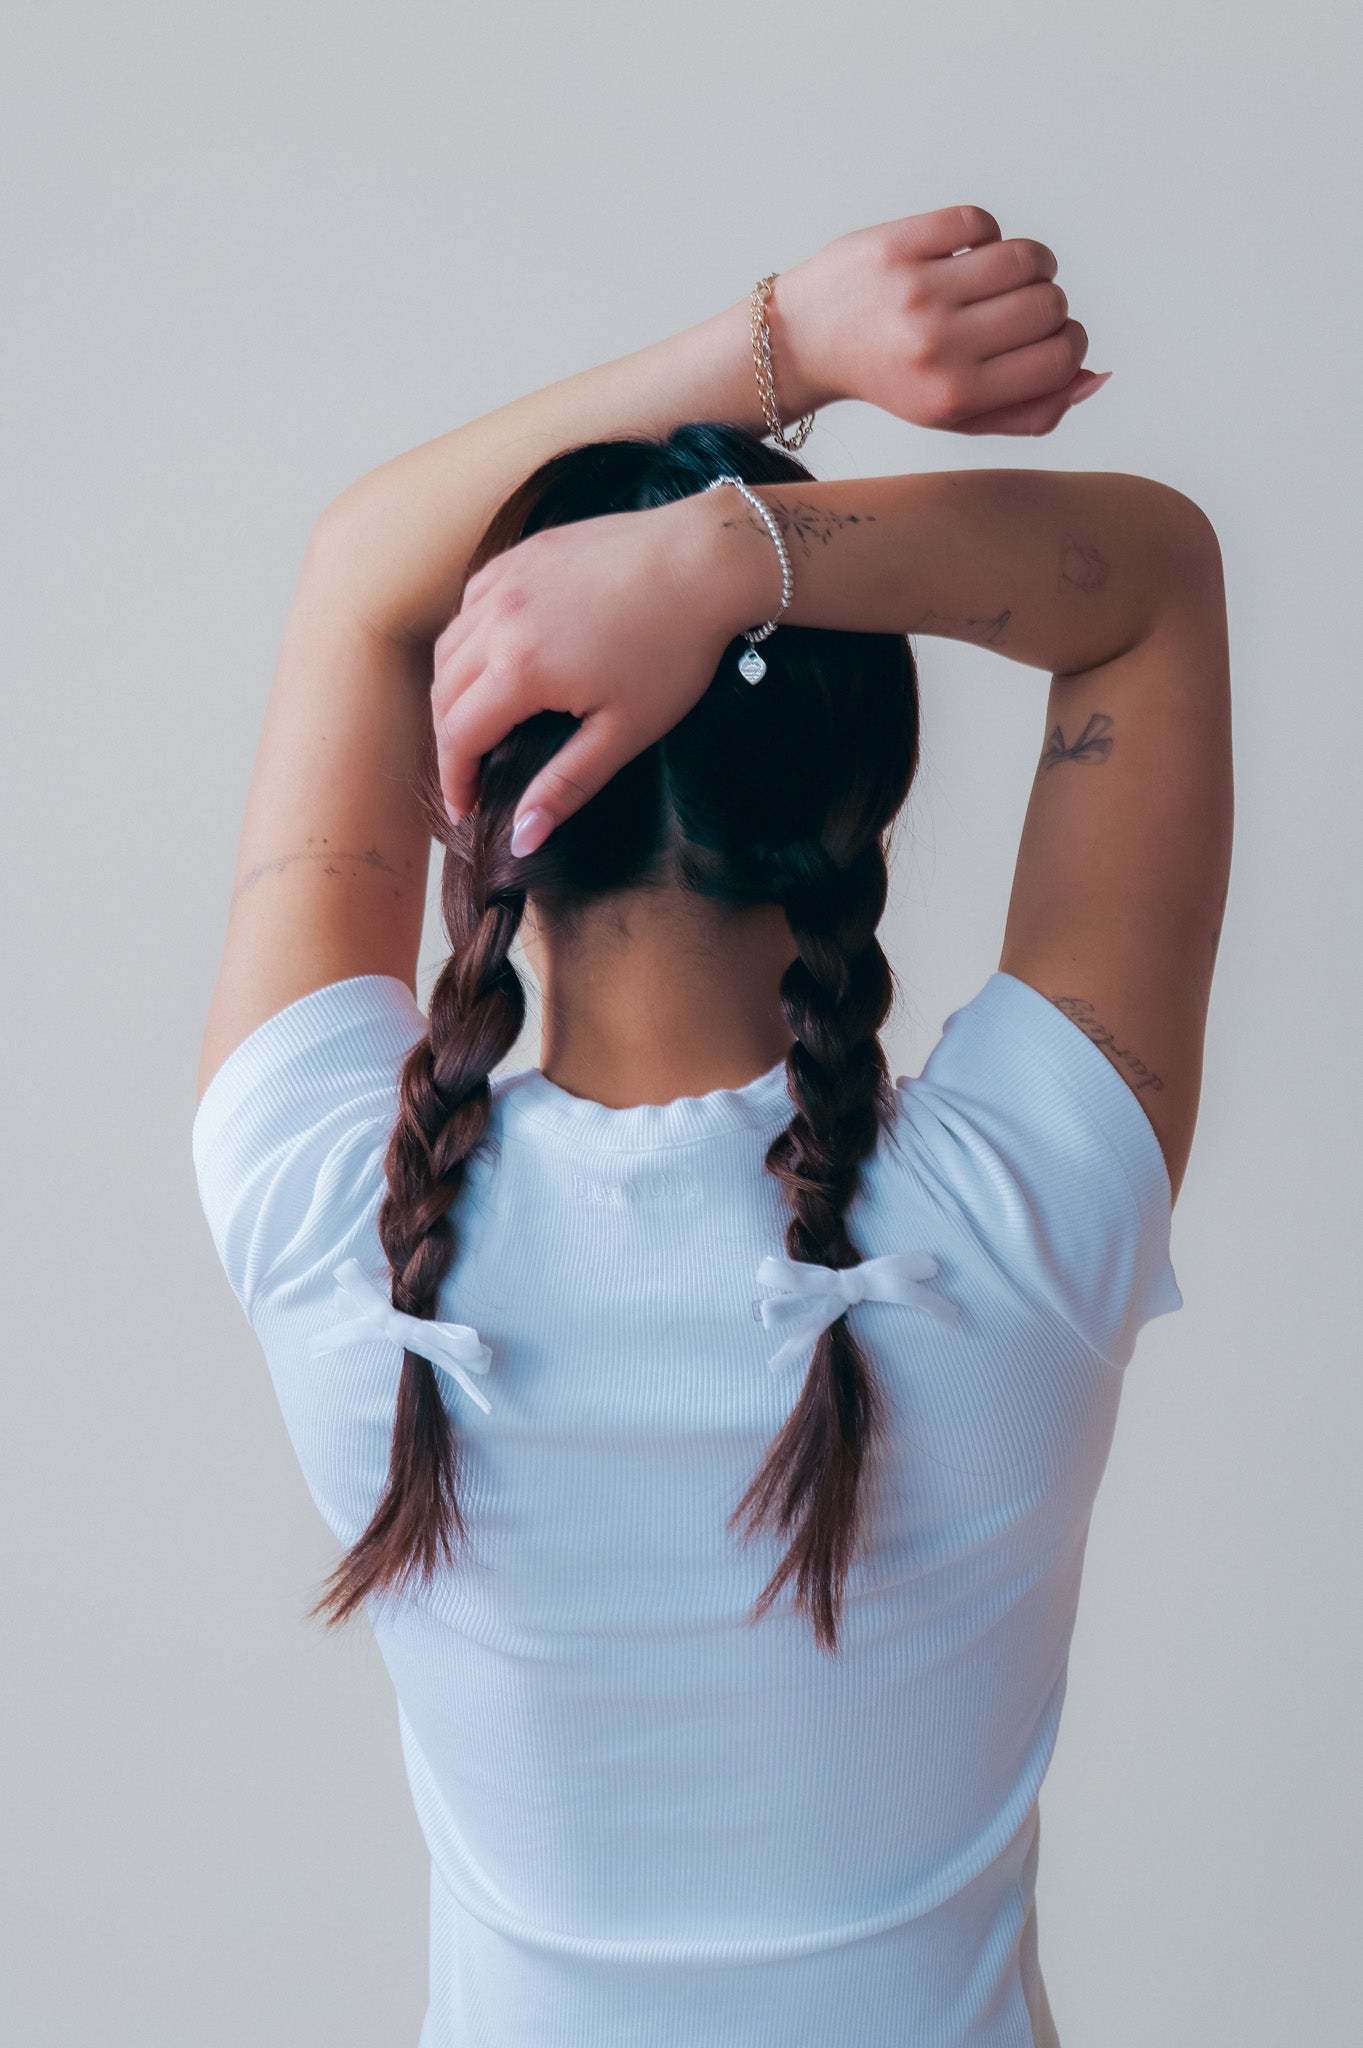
[310,824,526,1627]
[728,837,895,1653]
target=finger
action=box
[954,279,1070,361]
[882,202,1002,262]
[953,368,1110,438]
[933,235,1058,306]
[431,556,510,678]
[435,665,531,820]
[945,318,1089,421]
[431,618,488,727]
[509,717,636,856]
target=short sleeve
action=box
[894,972,1183,1368]
[191,975,429,1540]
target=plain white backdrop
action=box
[4,3,1359,2042]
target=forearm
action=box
[694,468,1217,677]
[317,290,821,646]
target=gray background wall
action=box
[4,3,1359,2042]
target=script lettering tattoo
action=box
[1038,711,1114,771]
[1060,539,1108,592]
[723,497,877,558]
[913,606,1012,647]
[1045,995,1164,1093]
[233,840,413,902]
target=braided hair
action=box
[311,423,919,1651]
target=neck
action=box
[526,887,797,1110]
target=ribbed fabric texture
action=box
[192,970,1182,2048]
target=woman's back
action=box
[192,215,1229,2043]
[193,966,1179,2046]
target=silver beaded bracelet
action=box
[704,474,793,684]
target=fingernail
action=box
[1068,371,1113,407]
[443,799,461,828]
[509,807,550,858]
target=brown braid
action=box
[310,812,526,1627]
[728,837,896,1653]
[306,421,919,1653]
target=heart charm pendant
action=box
[738,647,767,684]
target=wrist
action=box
[760,261,843,418]
[671,484,791,645]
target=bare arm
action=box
[198,204,1100,1098]
[439,465,1230,1199]
[700,470,1231,1202]
[690,465,1198,672]
[194,295,791,1102]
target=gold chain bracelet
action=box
[749,272,815,451]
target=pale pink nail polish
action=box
[510,807,550,858]
[1068,371,1113,407]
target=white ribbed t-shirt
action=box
[191,968,1182,2048]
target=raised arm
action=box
[437,466,1230,1200]
[699,469,1232,1205]
[197,204,1102,1098]
[195,290,794,1100]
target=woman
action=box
[194,206,1231,2046]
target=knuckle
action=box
[1012,237,1052,279]
[868,225,903,277]
[540,762,594,808]
[487,641,531,689]
[929,369,971,423]
[957,203,999,244]
[900,270,934,315]
[1045,336,1074,383]
[907,312,946,368]
[1041,280,1068,325]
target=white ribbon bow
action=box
[309,1258,493,1415]
[755,1250,960,1373]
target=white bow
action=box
[309,1258,493,1415]
[755,1250,960,1373]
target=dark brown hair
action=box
[310,422,919,1652]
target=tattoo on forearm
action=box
[1038,711,1114,771]
[233,840,414,903]
[723,497,877,557]
[1060,539,1108,592]
[913,606,1012,646]
[1045,994,1164,1092]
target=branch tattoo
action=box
[722,496,877,557]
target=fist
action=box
[776,205,1108,437]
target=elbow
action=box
[1145,481,1225,591]
[306,481,375,571]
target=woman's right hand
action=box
[773,206,1108,438]
[433,494,762,851]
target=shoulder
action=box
[879,972,1182,1367]
[191,975,427,1313]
